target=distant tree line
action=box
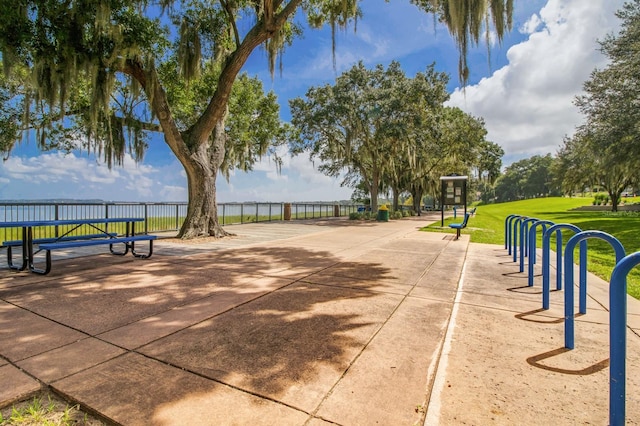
[491,154,559,203]
[289,61,503,213]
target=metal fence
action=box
[0,201,362,242]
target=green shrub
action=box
[349,212,361,220]
[393,211,403,219]
[594,193,610,205]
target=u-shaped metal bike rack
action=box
[505,215,637,425]
[505,214,520,254]
[609,252,640,426]
[519,218,538,272]
[528,220,554,287]
[511,216,525,261]
[541,223,583,310]
[563,230,625,350]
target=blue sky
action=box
[0,0,626,202]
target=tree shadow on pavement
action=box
[0,244,397,417]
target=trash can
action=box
[376,205,389,222]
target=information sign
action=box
[439,175,468,226]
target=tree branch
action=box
[189,0,303,145]
[122,58,192,160]
[220,0,241,48]
[274,0,303,30]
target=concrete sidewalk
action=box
[0,216,639,425]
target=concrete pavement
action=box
[0,215,639,425]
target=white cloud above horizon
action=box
[447,0,624,164]
[0,152,173,201]
[0,148,353,202]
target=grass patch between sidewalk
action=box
[0,392,106,426]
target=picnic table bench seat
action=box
[35,235,157,275]
[4,233,118,270]
[3,233,118,247]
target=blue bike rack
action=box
[609,251,640,426]
[505,214,520,253]
[505,215,638,424]
[563,231,625,349]
[541,224,583,310]
[520,218,538,272]
[509,215,524,258]
[512,216,525,262]
[528,220,554,287]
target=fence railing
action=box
[0,202,362,243]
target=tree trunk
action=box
[176,120,231,239]
[411,187,423,216]
[610,191,620,213]
[369,182,378,212]
[392,186,400,212]
[368,166,380,212]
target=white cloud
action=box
[288,154,337,186]
[4,156,46,177]
[159,185,187,201]
[521,14,543,34]
[0,151,180,201]
[216,148,352,203]
[266,170,287,182]
[447,0,625,164]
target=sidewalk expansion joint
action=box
[423,242,470,426]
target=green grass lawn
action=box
[423,197,640,299]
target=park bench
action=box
[449,213,470,240]
[36,235,156,275]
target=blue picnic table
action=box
[0,218,156,274]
